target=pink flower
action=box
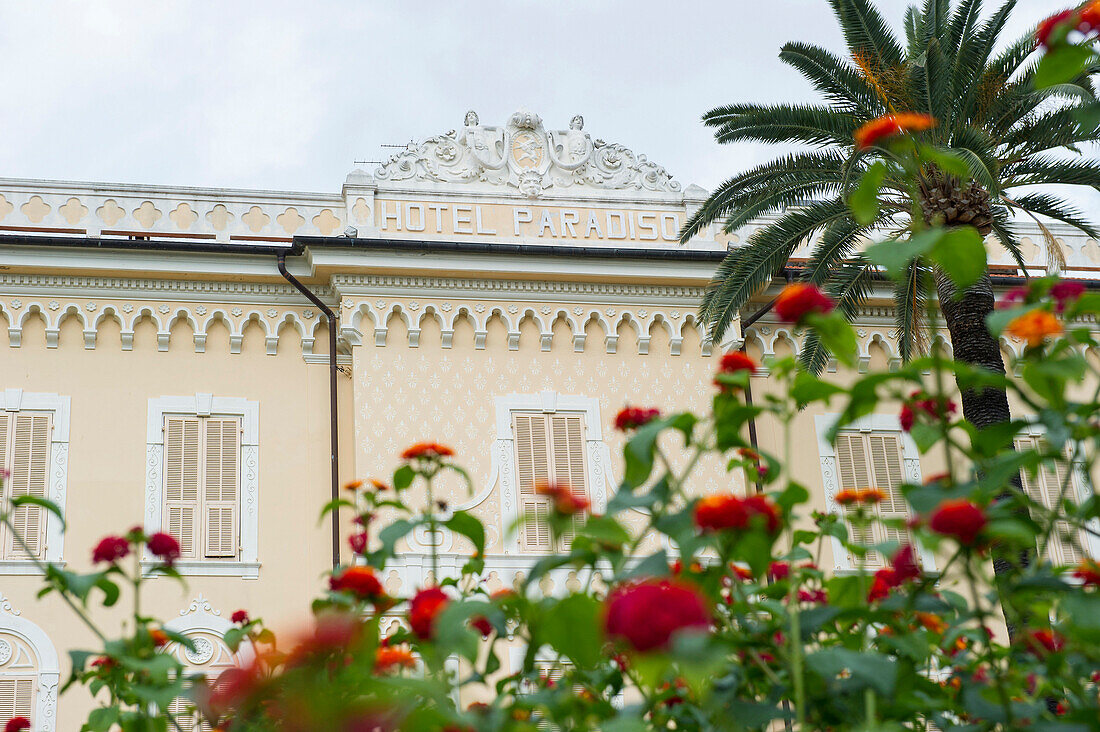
[1050,280,1085,312]
[349,531,368,554]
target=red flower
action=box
[150,629,170,647]
[329,566,384,599]
[374,645,416,673]
[998,286,1029,309]
[90,655,115,670]
[231,610,250,625]
[409,587,449,640]
[1026,629,1066,655]
[868,568,897,602]
[470,615,493,637]
[890,544,921,584]
[899,404,915,432]
[614,406,660,431]
[730,563,754,581]
[1081,1,1100,31]
[1050,280,1085,312]
[929,499,987,546]
[744,495,782,533]
[774,283,835,323]
[854,113,937,149]
[535,482,590,515]
[147,532,181,565]
[400,442,454,460]
[694,494,748,531]
[5,718,30,732]
[349,531,368,554]
[768,561,790,580]
[718,351,758,375]
[798,589,827,604]
[92,536,130,564]
[604,579,709,652]
[1073,559,1100,586]
[1037,9,1079,48]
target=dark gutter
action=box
[0,233,301,256]
[277,253,341,570]
[293,235,728,262]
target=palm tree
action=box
[684,0,1100,629]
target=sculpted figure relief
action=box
[374,109,680,196]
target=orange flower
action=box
[535,482,590,515]
[914,611,947,634]
[368,478,390,491]
[860,488,886,504]
[854,113,937,149]
[400,442,455,460]
[836,488,885,505]
[374,645,416,673]
[1006,309,1063,347]
[835,489,860,505]
[150,629,169,647]
[774,283,835,322]
[1073,559,1100,586]
[342,479,364,492]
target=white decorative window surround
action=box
[0,389,70,575]
[815,413,935,572]
[473,391,613,554]
[0,594,60,732]
[145,394,259,579]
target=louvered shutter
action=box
[1015,437,1083,564]
[0,677,34,727]
[203,418,239,558]
[835,431,912,566]
[8,413,51,559]
[168,695,211,732]
[0,412,8,556]
[550,414,588,546]
[835,433,874,552]
[514,414,552,549]
[165,417,201,558]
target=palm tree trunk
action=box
[934,270,1034,639]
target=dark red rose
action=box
[718,351,758,375]
[408,587,449,640]
[614,406,660,431]
[1050,280,1085,312]
[470,615,493,637]
[929,499,987,546]
[890,544,921,584]
[899,404,915,432]
[743,494,782,533]
[231,610,250,625]
[5,718,30,732]
[329,566,384,599]
[604,579,709,652]
[768,561,790,581]
[349,531,368,554]
[92,536,130,564]
[775,283,834,322]
[147,532,181,564]
[998,286,1029,309]
[868,568,897,602]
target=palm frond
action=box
[829,0,905,71]
[1007,192,1100,239]
[895,261,930,361]
[708,104,859,147]
[780,42,884,114]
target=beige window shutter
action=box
[835,430,912,567]
[835,432,874,555]
[8,413,51,559]
[0,677,35,726]
[203,418,240,558]
[0,412,8,556]
[549,414,588,546]
[514,413,552,549]
[1015,437,1083,564]
[164,416,201,559]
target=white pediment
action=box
[373,110,681,199]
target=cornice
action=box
[0,273,335,304]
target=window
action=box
[0,390,69,574]
[816,414,935,572]
[1014,434,1098,564]
[146,395,259,578]
[513,411,588,550]
[0,595,60,732]
[483,392,613,555]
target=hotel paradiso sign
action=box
[350,109,719,250]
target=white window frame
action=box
[145,394,259,579]
[1015,424,1100,561]
[815,413,935,572]
[491,392,613,554]
[0,389,70,575]
[0,594,60,732]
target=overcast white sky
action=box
[0,0,1078,201]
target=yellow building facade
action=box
[0,110,1096,730]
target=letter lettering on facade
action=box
[453,205,474,234]
[637,212,658,241]
[560,210,580,238]
[475,206,496,235]
[538,209,558,238]
[585,211,603,239]
[405,203,426,232]
[661,213,680,241]
[381,200,401,231]
[606,211,627,239]
[513,207,533,236]
[628,211,637,239]
[428,203,448,233]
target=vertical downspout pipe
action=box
[739,292,781,496]
[277,253,341,569]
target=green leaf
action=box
[805,312,857,367]
[617,550,669,582]
[543,593,603,668]
[87,706,121,732]
[790,371,845,408]
[865,230,937,279]
[444,510,485,557]
[1034,44,1094,89]
[985,305,1030,338]
[849,161,888,225]
[1075,102,1100,135]
[8,495,65,529]
[393,465,415,490]
[917,145,970,178]
[777,482,809,511]
[927,226,987,291]
[806,647,898,696]
[317,498,355,524]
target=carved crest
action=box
[375,109,680,198]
